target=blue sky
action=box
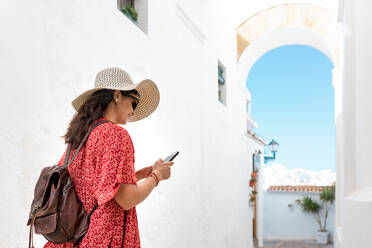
[246,45,336,172]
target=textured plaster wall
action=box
[263,190,335,242]
[337,0,372,247]
[236,4,340,63]
[0,0,263,247]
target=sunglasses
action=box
[127,95,139,110]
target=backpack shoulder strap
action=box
[63,143,72,168]
[63,119,112,169]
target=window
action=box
[246,97,257,133]
[118,0,148,33]
[253,152,261,172]
[218,61,226,105]
[246,99,251,116]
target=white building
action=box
[0,0,265,247]
[0,0,370,247]
[263,186,335,242]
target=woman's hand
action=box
[152,159,174,181]
[114,159,174,210]
[135,166,153,181]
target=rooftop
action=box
[267,185,334,193]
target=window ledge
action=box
[247,115,258,132]
[245,131,266,146]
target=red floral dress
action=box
[44,117,141,248]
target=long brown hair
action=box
[62,88,138,150]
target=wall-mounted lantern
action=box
[264,139,279,164]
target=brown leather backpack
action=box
[27,120,111,248]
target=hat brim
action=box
[71,79,160,122]
[128,79,160,122]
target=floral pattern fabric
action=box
[44,117,141,248]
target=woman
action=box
[44,67,173,248]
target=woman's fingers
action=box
[166,161,174,166]
[152,159,174,181]
[153,159,163,170]
[155,164,171,180]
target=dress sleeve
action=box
[94,126,137,206]
[58,152,65,166]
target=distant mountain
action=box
[262,164,336,190]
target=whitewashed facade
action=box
[262,189,335,242]
[1,0,371,247]
[0,0,264,247]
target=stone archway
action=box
[236,3,340,65]
[235,4,341,247]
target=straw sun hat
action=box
[72,67,160,122]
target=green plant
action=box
[249,187,259,206]
[122,6,138,22]
[249,191,256,202]
[295,186,335,232]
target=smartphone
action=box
[164,151,179,162]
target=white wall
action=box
[336,0,372,247]
[263,190,335,242]
[0,0,264,247]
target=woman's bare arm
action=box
[114,177,157,210]
[114,159,173,210]
[135,166,153,181]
